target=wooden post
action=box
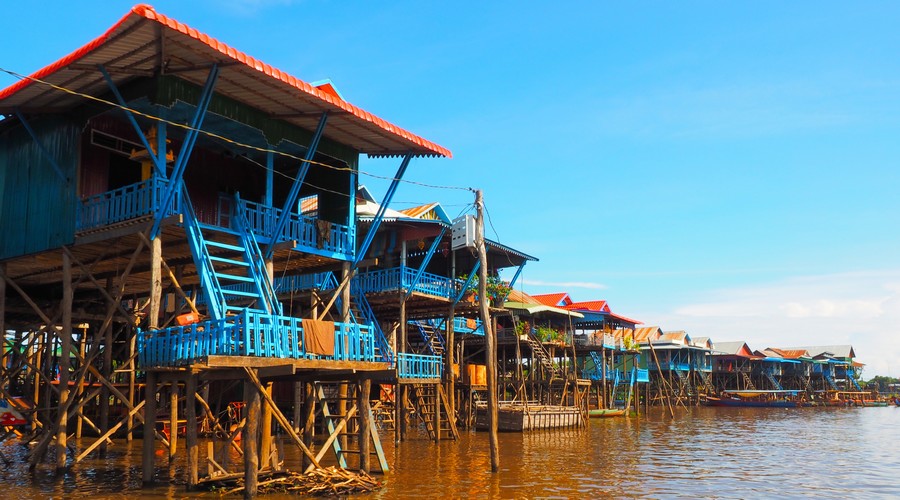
[143,370,158,485]
[475,189,499,472]
[358,378,372,473]
[0,263,5,368]
[149,237,162,329]
[127,326,137,442]
[169,381,179,462]
[433,382,441,442]
[339,263,351,450]
[185,373,199,489]
[75,327,86,438]
[100,277,114,453]
[243,374,261,499]
[260,381,273,468]
[397,295,407,443]
[56,251,74,472]
[302,382,315,470]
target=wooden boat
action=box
[704,390,803,408]
[588,408,626,418]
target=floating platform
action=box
[475,403,583,432]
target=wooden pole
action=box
[100,278,113,455]
[243,374,261,499]
[648,342,675,418]
[475,189,499,472]
[149,236,162,329]
[75,328,86,438]
[0,263,5,369]
[302,382,315,470]
[358,378,372,473]
[260,381,273,469]
[169,382,179,462]
[57,251,74,472]
[143,370,157,485]
[185,373,199,489]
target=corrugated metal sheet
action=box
[0,117,78,259]
[532,293,571,307]
[0,5,451,159]
[564,300,609,312]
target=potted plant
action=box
[458,273,512,306]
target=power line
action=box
[0,66,474,194]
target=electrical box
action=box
[451,215,476,250]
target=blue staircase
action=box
[348,280,393,364]
[412,320,446,356]
[823,371,840,391]
[587,351,605,381]
[847,366,863,391]
[182,190,281,320]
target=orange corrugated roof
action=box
[564,300,610,312]
[769,348,809,359]
[0,4,451,158]
[399,203,439,219]
[607,311,642,325]
[532,293,571,307]
[612,326,661,343]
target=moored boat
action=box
[704,390,804,408]
[588,408,626,418]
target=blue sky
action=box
[2,1,898,376]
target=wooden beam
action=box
[185,374,199,489]
[358,379,371,473]
[56,251,73,472]
[243,375,261,498]
[242,367,321,469]
[142,370,157,485]
[305,403,357,474]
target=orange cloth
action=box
[303,319,335,356]
[466,318,477,329]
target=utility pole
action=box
[475,189,499,472]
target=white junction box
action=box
[451,215,476,250]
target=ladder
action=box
[314,383,389,471]
[674,369,693,397]
[698,371,715,394]
[408,383,459,440]
[588,351,605,381]
[823,371,840,391]
[412,320,445,356]
[521,331,563,380]
[740,371,756,390]
[764,371,784,391]
[182,191,280,320]
[847,367,863,391]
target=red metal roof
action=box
[531,293,571,307]
[0,4,451,158]
[607,311,642,325]
[564,300,610,313]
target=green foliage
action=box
[458,273,512,303]
[536,325,562,343]
[866,375,900,393]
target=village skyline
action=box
[1,0,897,376]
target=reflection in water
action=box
[1,407,897,498]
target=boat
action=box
[475,402,583,431]
[588,408,626,418]
[704,390,804,408]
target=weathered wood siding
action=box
[0,117,79,259]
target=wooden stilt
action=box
[185,374,199,489]
[475,189,499,473]
[243,375,261,499]
[302,382,315,470]
[169,382,179,462]
[149,236,162,329]
[143,370,158,486]
[260,381,273,467]
[56,251,74,473]
[358,378,372,473]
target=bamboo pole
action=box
[648,342,675,418]
[475,189,499,473]
[169,382,179,462]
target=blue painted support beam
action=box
[13,110,67,182]
[98,66,162,175]
[507,261,526,291]
[353,153,413,268]
[264,113,328,259]
[151,64,219,238]
[265,150,274,207]
[452,260,480,306]
[403,227,447,302]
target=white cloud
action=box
[645,270,900,377]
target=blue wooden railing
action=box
[240,199,354,260]
[397,352,443,379]
[137,310,377,368]
[76,177,180,231]
[350,280,393,364]
[431,317,484,336]
[355,267,461,300]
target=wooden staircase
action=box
[741,371,756,390]
[408,383,459,441]
[412,320,445,356]
[521,332,563,380]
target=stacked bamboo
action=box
[224,467,381,496]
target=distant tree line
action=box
[865,375,900,393]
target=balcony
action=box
[355,267,461,300]
[137,310,377,368]
[240,199,354,261]
[76,177,180,232]
[396,352,443,380]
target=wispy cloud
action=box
[645,270,900,377]
[520,279,607,290]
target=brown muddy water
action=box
[1,407,897,499]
